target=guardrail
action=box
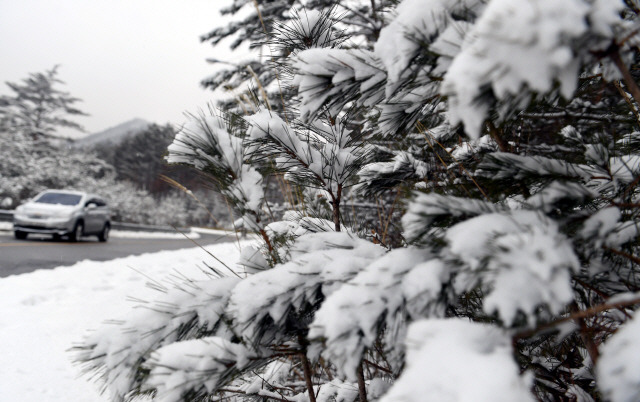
[0,210,189,233]
[0,210,12,222]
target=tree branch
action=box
[356,361,368,402]
[609,45,640,107]
[513,296,640,341]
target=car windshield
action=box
[34,192,82,206]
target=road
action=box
[0,231,237,277]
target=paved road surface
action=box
[0,231,237,277]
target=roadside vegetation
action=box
[0,68,228,227]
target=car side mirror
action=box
[86,203,97,210]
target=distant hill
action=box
[73,118,150,148]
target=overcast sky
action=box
[0,0,235,137]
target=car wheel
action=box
[69,221,84,242]
[98,223,110,242]
[14,230,27,240]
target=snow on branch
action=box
[375,0,484,95]
[476,152,593,181]
[74,277,240,400]
[293,48,386,122]
[402,192,504,242]
[244,110,368,192]
[445,211,580,325]
[144,336,257,402]
[442,0,626,137]
[380,319,535,402]
[227,232,386,347]
[309,248,449,379]
[166,110,267,234]
[597,311,640,402]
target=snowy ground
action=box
[0,238,246,402]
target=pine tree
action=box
[0,65,88,138]
[76,1,640,401]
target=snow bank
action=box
[0,240,244,402]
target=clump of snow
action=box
[446,211,579,324]
[167,111,265,229]
[238,245,269,274]
[442,0,625,137]
[228,232,385,344]
[356,151,430,193]
[312,379,359,402]
[145,337,254,402]
[233,164,264,212]
[266,215,341,238]
[526,181,595,212]
[375,0,483,93]
[167,115,242,172]
[580,207,621,244]
[309,248,446,379]
[402,192,502,241]
[597,313,640,402]
[380,319,534,402]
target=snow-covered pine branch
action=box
[165,110,282,265]
[74,277,239,400]
[244,110,368,231]
[443,0,628,137]
[309,247,449,379]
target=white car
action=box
[13,190,111,242]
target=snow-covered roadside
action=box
[0,240,246,402]
[0,221,14,231]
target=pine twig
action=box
[160,175,220,226]
[609,44,640,107]
[246,65,272,111]
[381,190,400,245]
[298,334,317,402]
[603,245,640,265]
[571,301,600,365]
[171,225,241,279]
[251,0,290,123]
[513,296,640,341]
[356,361,368,402]
[485,120,509,152]
[418,122,489,200]
[613,80,640,125]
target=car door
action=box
[84,198,101,233]
[94,198,109,229]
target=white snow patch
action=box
[598,313,640,402]
[380,319,534,402]
[0,241,245,401]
